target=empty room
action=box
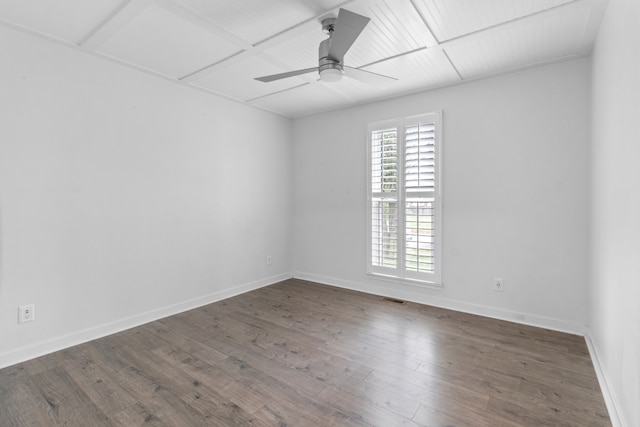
[0,0,638,426]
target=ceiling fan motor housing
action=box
[318,36,344,78]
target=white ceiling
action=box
[0,0,607,118]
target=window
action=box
[366,112,442,286]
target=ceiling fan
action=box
[254,8,397,85]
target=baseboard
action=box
[0,272,293,369]
[293,271,587,336]
[584,331,626,427]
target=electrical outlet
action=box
[266,256,272,266]
[18,304,35,324]
[494,278,504,292]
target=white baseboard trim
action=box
[0,272,293,370]
[584,331,625,427]
[293,271,587,336]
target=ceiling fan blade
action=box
[327,8,370,61]
[344,67,397,86]
[255,67,318,82]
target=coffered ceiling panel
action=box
[412,0,575,42]
[0,0,124,44]
[191,54,308,101]
[444,4,589,80]
[249,83,355,118]
[0,0,608,118]
[259,25,327,72]
[174,0,346,45]
[344,0,438,68]
[363,48,461,93]
[317,74,389,103]
[96,2,241,78]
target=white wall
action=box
[0,27,293,368]
[293,58,591,333]
[590,0,640,425]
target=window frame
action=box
[366,111,443,287]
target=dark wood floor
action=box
[1,279,611,426]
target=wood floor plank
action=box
[0,364,53,422]
[318,384,424,427]
[216,356,343,426]
[104,332,267,426]
[335,374,423,419]
[0,279,611,426]
[24,365,112,426]
[363,369,490,414]
[58,344,152,423]
[412,402,521,427]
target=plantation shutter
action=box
[404,121,436,275]
[370,126,398,270]
[367,112,442,285]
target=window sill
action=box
[367,272,444,291]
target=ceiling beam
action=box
[154,0,252,50]
[435,0,589,51]
[179,16,321,82]
[408,0,440,47]
[80,0,153,51]
[245,83,310,104]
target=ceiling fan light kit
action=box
[319,67,344,82]
[255,8,396,86]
